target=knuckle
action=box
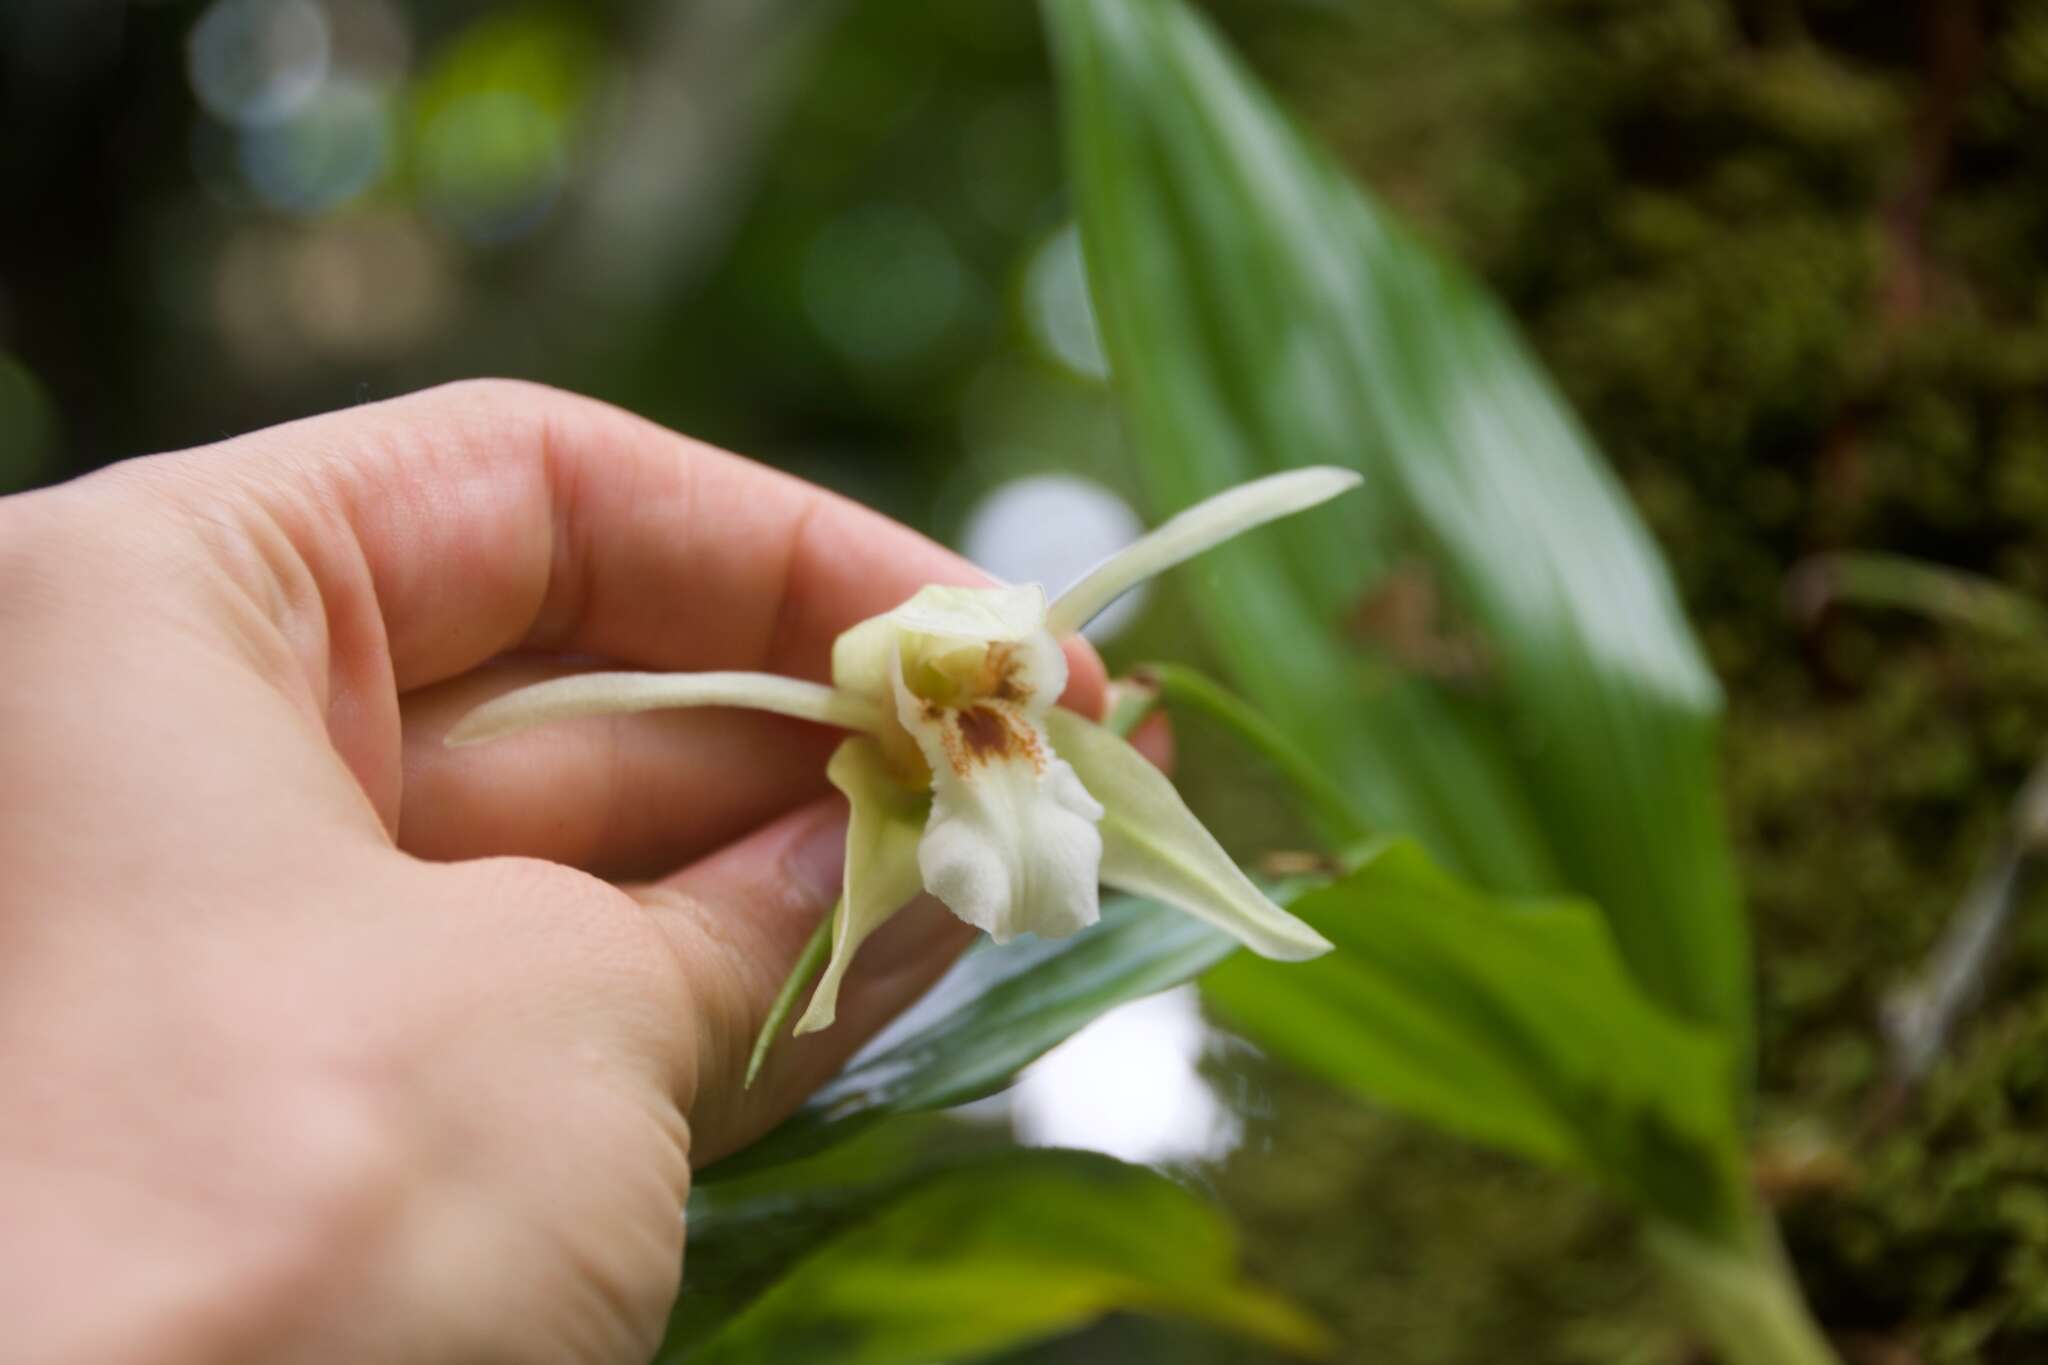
[424,375,568,409]
[410,377,617,445]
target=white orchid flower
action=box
[448,467,1360,1034]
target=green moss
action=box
[1190,0,2048,1356]
[1120,1059,1689,1365]
[1784,994,2048,1362]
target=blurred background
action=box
[8,1,2048,1360]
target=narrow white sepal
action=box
[1043,708,1333,961]
[1045,466,1364,637]
[444,671,885,748]
[795,737,928,1035]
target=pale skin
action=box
[0,380,1128,1364]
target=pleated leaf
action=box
[701,891,1242,1181]
[1204,841,1747,1244]
[1047,0,1750,1059]
[672,1148,1328,1363]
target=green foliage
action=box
[1246,0,2048,615]
[1205,842,1746,1243]
[1192,0,2048,1351]
[703,891,1239,1181]
[1192,1072,1682,1365]
[667,1115,1013,1357]
[1047,0,1750,1060]
[674,1148,1327,1364]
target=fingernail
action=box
[784,802,849,909]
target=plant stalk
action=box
[1134,662,1376,849]
[1649,1217,1839,1365]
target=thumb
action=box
[627,799,972,1166]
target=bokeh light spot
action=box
[417,91,566,244]
[324,0,410,86]
[1011,988,1243,1167]
[1024,223,1110,383]
[212,227,313,376]
[961,93,1056,231]
[285,213,454,356]
[803,205,965,372]
[407,12,600,245]
[238,77,390,215]
[187,0,331,127]
[961,473,1147,641]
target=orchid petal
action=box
[1045,466,1364,637]
[894,655,1105,943]
[1043,708,1332,961]
[832,583,1049,704]
[794,737,929,1035]
[445,671,884,748]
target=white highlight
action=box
[237,76,389,214]
[802,205,965,372]
[961,475,1147,642]
[1011,987,1242,1166]
[188,0,331,127]
[1024,224,1110,383]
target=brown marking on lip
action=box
[984,643,1029,704]
[940,703,1046,777]
[958,706,1014,760]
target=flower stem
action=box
[1132,662,1375,849]
[1649,1217,1840,1365]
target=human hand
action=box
[0,381,1107,1365]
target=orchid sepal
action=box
[1046,466,1363,637]
[1044,708,1332,961]
[794,737,929,1035]
[445,670,886,747]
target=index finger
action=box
[165,379,1108,703]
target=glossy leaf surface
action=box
[1204,842,1746,1242]
[702,892,1241,1180]
[673,1148,1327,1363]
[1048,0,1749,1058]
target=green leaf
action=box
[700,892,1243,1181]
[665,1115,1014,1357]
[1203,841,1747,1243]
[795,736,929,1037]
[1047,0,1750,1060]
[674,1148,1329,1364]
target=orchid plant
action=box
[449,467,1359,1036]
